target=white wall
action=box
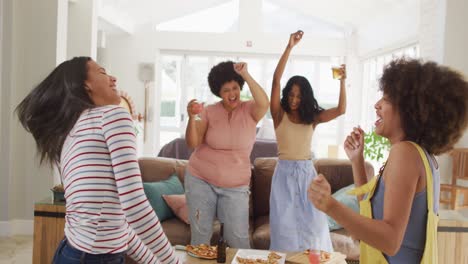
[102,23,347,155]
[440,0,468,184]
[0,0,12,225]
[1,0,69,234]
[357,1,420,58]
[104,26,347,114]
[417,0,468,184]
[419,0,447,63]
[67,0,98,59]
[445,0,468,148]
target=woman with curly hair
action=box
[16,57,180,263]
[309,58,468,263]
[269,30,346,252]
[185,61,269,248]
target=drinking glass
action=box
[308,236,321,264]
[332,67,343,80]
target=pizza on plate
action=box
[186,244,217,259]
[303,249,331,263]
[236,251,282,264]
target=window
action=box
[160,55,182,128]
[361,44,420,131]
[156,52,345,159]
[360,44,419,166]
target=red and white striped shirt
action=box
[61,106,179,264]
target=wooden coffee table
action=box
[176,248,283,263]
[175,248,347,264]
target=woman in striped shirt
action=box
[17,57,181,264]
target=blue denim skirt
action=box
[269,159,333,252]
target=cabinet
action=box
[32,199,65,264]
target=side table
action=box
[438,209,468,263]
[32,198,65,264]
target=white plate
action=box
[231,249,286,264]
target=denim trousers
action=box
[184,170,251,249]
[52,237,126,264]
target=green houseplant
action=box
[364,130,391,163]
[51,183,65,202]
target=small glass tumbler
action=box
[332,67,343,80]
[308,236,321,264]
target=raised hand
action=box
[339,64,347,80]
[187,99,202,119]
[233,62,248,77]
[308,174,333,213]
[344,126,365,162]
[288,30,303,48]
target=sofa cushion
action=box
[161,218,192,246]
[315,159,375,193]
[157,137,279,164]
[252,158,278,218]
[252,215,270,250]
[328,184,359,231]
[314,159,355,193]
[175,159,189,184]
[143,175,185,221]
[138,157,189,184]
[139,157,177,182]
[163,194,189,224]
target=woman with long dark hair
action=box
[17,57,180,264]
[269,30,347,252]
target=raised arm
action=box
[309,142,422,256]
[185,99,208,148]
[102,107,180,264]
[233,62,269,122]
[344,127,369,190]
[271,30,303,128]
[316,64,347,124]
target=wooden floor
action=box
[0,235,33,264]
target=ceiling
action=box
[98,0,419,35]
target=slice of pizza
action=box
[186,244,217,259]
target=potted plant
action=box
[364,130,391,167]
[51,183,65,202]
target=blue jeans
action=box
[184,171,251,249]
[52,237,126,264]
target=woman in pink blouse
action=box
[185,61,269,248]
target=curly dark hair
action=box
[207,61,244,97]
[16,57,94,166]
[280,75,323,124]
[380,58,468,155]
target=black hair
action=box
[16,57,94,166]
[207,61,245,97]
[380,58,468,154]
[280,75,323,124]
